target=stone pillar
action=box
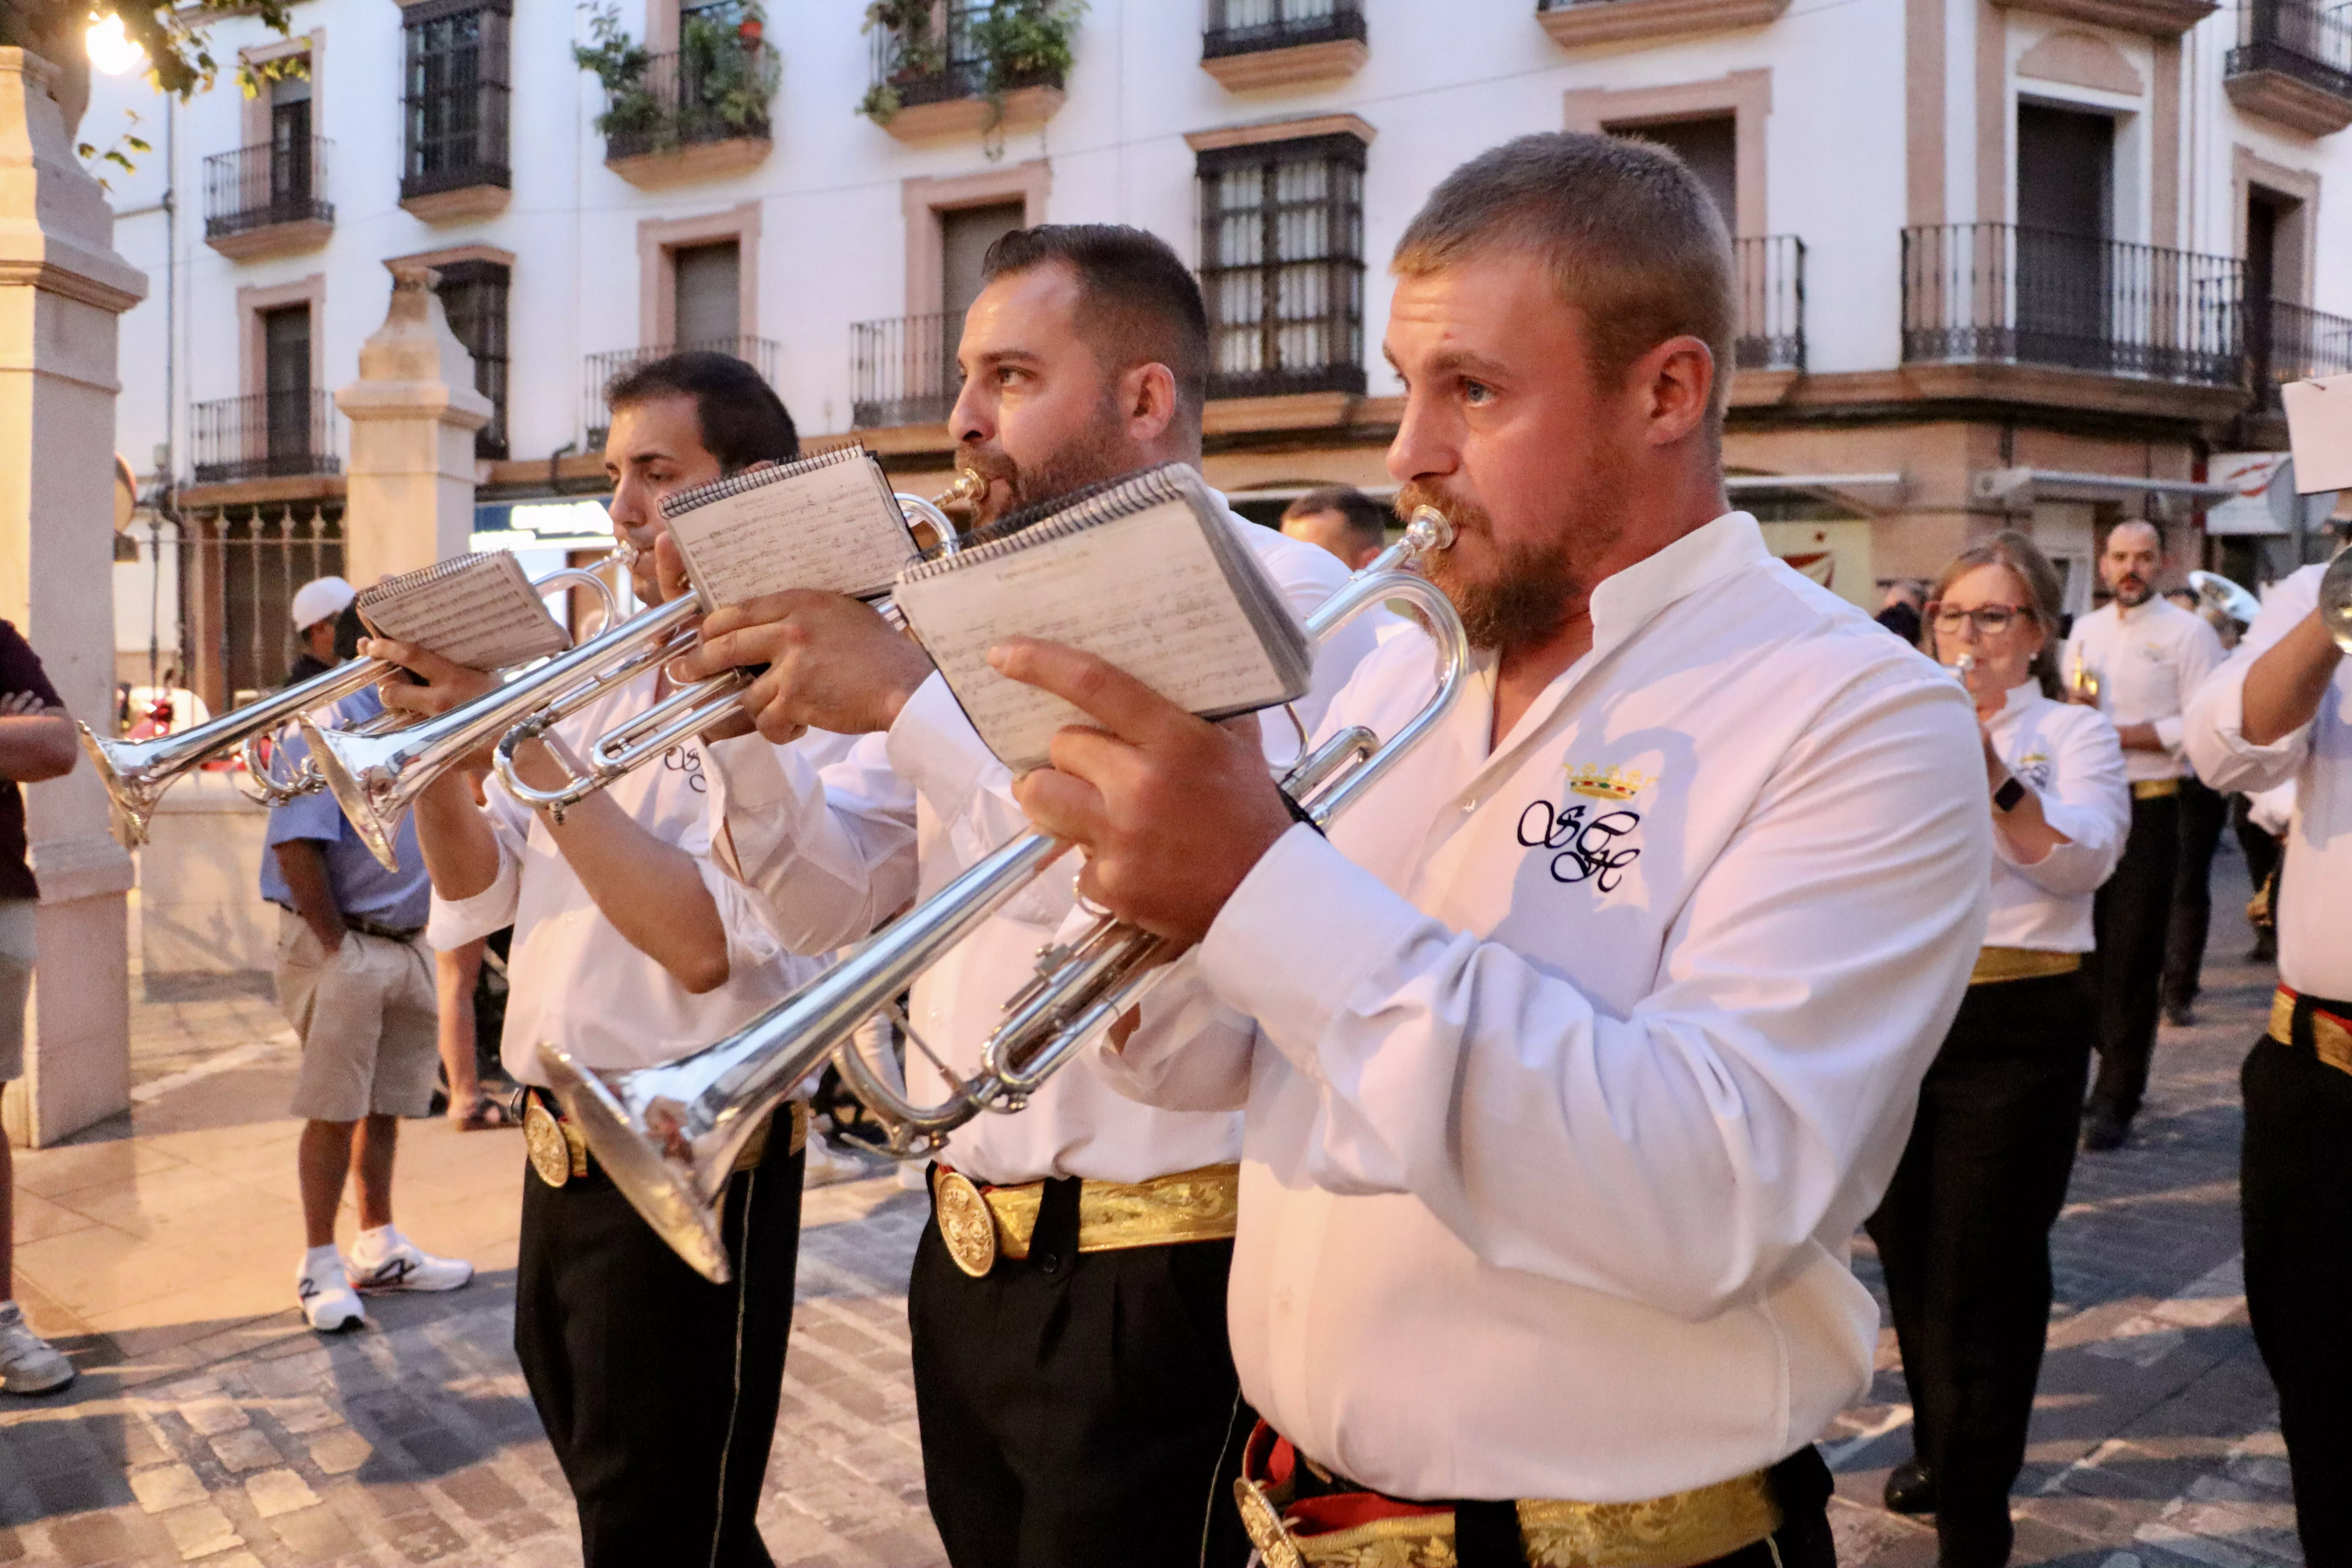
[334,265,490,586]
[0,49,148,1145]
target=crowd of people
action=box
[0,130,2345,1568]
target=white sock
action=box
[303,1244,343,1277]
[353,1224,401,1260]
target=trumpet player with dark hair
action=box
[371,352,834,1568]
[2185,543,2352,1568]
[661,225,1379,1567]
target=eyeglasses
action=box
[1928,603,2034,635]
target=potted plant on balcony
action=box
[677,2,779,143]
[857,0,1082,140]
[574,3,659,143]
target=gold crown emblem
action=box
[1565,763,1654,801]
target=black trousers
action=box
[1866,972,2093,1568]
[2162,778,2228,1010]
[515,1139,805,1568]
[909,1175,1254,1568]
[2089,793,2180,1120]
[2233,794,2283,897]
[2241,1022,2352,1568]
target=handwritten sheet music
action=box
[893,499,1294,772]
[666,459,912,606]
[356,553,571,671]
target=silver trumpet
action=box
[311,481,985,866]
[2323,545,2352,653]
[491,475,988,822]
[78,565,615,846]
[542,507,1470,1282]
[2186,570,2263,628]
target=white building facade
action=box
[82,0,2352,709]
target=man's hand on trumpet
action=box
[655,533,936,743]
[993,636,1292,947]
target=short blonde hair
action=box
[1926,530,2067,697]
[1392,132,1735,431]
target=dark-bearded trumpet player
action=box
[992,135,1994,1568]
[661,226,1379,1565]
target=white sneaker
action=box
[296,1253,366,1334]
[0,1302,74,1394]
[346,1227,473,1294]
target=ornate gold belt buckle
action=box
[934,1169,998,1278]
[1232,1477,1303,1568]
[524,1098,572,1189]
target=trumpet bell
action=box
[2187,570,2263,628]
[539,1050,744,1281]
[76,726,175,847]
[2322,546,2352,654]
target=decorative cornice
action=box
[1184,113,1376,153]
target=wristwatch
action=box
[1993,776,2027,814]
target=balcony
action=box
[863,4,1069,142]
[1202,0,1367,91]
[584,336,781,447]
[597,40,776,188]
[1734,236,1807,374]
[852,313,963,430]
[1536,0,1788,49]
[191,392,341,485]
[1901,223,2242,390]
[1986,0,2215,36]
[401,76,510,221]
[2225,0,2352,137]
[2252,298,2352,411]
[201,140,332,262]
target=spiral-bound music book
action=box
[660,446,918,608]
[355,552,573,672]
[891,464,1314,772]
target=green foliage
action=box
[574,1,776,149]
[856,0,1082,139]
[0,0,305,101]
[74,109,150,193]
[969,0,1081,91]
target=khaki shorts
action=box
[0,900,33,1084]
[275,907,440,1123]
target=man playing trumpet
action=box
[370,352,829,1568]
[989,135,1993,1565]
[662,225,1380,1565]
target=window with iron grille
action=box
[1197,134,1366,399]
[402,0,511,200]
[435,260,510,460]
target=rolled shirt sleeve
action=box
[425,788,530,950]
[1193,665,1991,1323]
[2185,566,2322,797]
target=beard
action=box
[1400,463,1631,654]
[956,396,1135,530]
[2108,575,2151,608]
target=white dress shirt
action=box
[1107,512,1992,1502]
[2184,563,2352,1001]
[2061,597,2225,784]
[699,502,1381,1187]
[426,670,835,1087]
[1982,682,2129,952]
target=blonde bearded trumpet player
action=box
[657,225,1379,1566]
[991,135,1993,1568]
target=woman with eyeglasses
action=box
[1866,531,2131,1567]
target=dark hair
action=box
[603,350,799,473]
[1924,530,2067,698]
[980,224,1211,433]
[1393,132,1734,436]
[1283,486,1388,552]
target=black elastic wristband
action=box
[1993,776,2027,814]
[1280,790,1326,836]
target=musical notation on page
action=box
[356,554,572,672]
[665,457,913,607]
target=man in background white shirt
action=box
[995,133,1989,1568]
[666,226,1377,1566]
[2062,521,2223,1151]
[2184,544,2352,1568]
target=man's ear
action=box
[1641,335,1716,446]
[1123,362,1180,445]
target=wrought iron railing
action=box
[1203,0,1366,56]
[2227,0,2352,103]
[191,392,341,484]
[2252,298,2352,410]
[202,139,333,240]
[1900,223,2243,386]
[584,337,782,446]
[401,0,510,202]
[599,41,775,161]
[1734,235,1806,372]
[870,4,1067,110]
[851,313,964,429]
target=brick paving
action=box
[0,842,2302,1566]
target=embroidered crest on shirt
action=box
[1519,762,1652,893]
[2014,749,2054,790]
[1565,762,1655,801]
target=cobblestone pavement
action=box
[0,846,2299,1566]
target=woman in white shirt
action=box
[1866,532,2130,1568]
